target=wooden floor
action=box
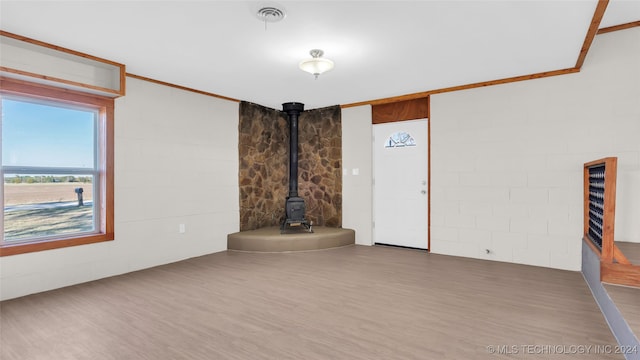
[617,241,640,265]
[605,283,640,339]
[0,245,624,359]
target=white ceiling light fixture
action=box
[299,49,334,80]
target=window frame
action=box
[0,77,114,256]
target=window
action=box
[1,78,114,256]
[384,131,416,148]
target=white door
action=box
[373,119,429,249]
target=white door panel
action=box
[373,119,428,249]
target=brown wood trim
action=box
[583,157,614,168]
[601,157,617,263]
[597,20,640,35]
[372,97,428,124]
[1,76,116,106]
[0,77,115,256]
[0,66,121,97]
[126,73,241,103]
[0,234,114,257]
[601,261,640,287]
[341,68,579,108]
[575,0,609,69]
[102,102,115,239]
[424,69,580,91]
[583,163,590,240]
[584,236,602,257]
[370,97,430,250]
[427,96,431,252]
[583,157,617,263]
[1,30,125,96]
[120,67,127,97]
[341,4,628,110]
[1,30,125,68]
[613,244,631,265]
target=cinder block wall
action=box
[0,77,240,300]
[430,29,640,270]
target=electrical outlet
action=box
[179,224,186,234]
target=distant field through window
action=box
[2,98,98,243]
[1,78,114,256]
[4,175,95,241]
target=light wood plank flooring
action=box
[617,241,640,265]
[0,245,624,359]
[604,283,640,340]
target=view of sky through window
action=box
[2,98,95,169]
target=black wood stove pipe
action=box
[282,102,304,197]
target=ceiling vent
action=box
[256,5,286,24]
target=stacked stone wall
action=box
[238,102,341,231]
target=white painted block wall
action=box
[430,28,640,271]
[0,78,239,300]
[341,105,373,245]
[1,29,637,300]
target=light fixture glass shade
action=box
[299,58,334,75]
[299,49,334,78]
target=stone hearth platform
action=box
[227,226,355,252]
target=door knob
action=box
[421,190,427,195]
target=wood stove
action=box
[281,102,313,233]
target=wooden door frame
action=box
[372,97,430,250]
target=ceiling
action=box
[1,1,639,110]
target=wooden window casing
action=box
[0,77,114,256]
